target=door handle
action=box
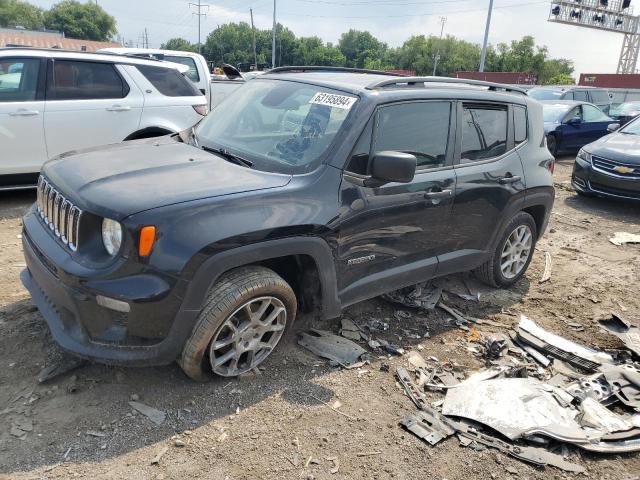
[106,105,131,112]
[9,109,39,116]
[424,189,453,200]
[498,175,522,185]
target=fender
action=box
[181,236,342,319]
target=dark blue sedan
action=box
[542,101,617,157]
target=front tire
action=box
[474,212,538,288]
[180,266,297,381]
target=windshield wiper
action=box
[201,145,253,168]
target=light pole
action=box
[479,0,494,72]
[272,0,277,68]
[432,16,447,76]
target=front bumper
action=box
[21,208,199,367]
[572,156,640,202]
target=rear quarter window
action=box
[514,106,528,144]
[136,65,202,97]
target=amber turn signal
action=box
[139,226,156,257]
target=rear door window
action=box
[47,60,129,100]
[166,56,200,82]
[461,104,508,163]
[590,90,610,104]
[373,101,452,169]
[0,58,40,102]
[136,65,201,97]
[573,90,589,101]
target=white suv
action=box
[0,48,208,189]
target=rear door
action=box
[0,57,47,177]
[43,59,144,158]
[443,101,526,275]
[337,100,457,305]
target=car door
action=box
[581,103,614,144]
[0,57,47,178]
[443,101,526,275]
[558,105,584,150]
[337,100,457,306]
[44,59,144,158]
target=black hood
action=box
[587,132,640,165]
[42,136,292,219]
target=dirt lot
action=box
[0,158,639,480]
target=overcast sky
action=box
[28,0,626,76]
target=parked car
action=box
[572,118,640,201]
[0,48,207,189]
[529,86,612,114]
[542,100,616,156]
[21,69,554,380]
[98,47,245,110]
[608,101,640,125]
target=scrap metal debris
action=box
[609,231,640,246]
[394,315,640,473]
[381,282,442,310]
[599,314,640,357]
[129,401,167,426]
[298,329,367,368]
[37,355,87,384]
[339,318,363,342]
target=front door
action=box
[581,103,614,144]
[44,59,143,158]
[443,101,526,274]
[0,57,47,179]
[337,100,457,306]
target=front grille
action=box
[36,176,82,251]
[592,156,640,179]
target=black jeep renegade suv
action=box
[21,67,555,380]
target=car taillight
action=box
[548,158,555,174]
[193,105,208,116]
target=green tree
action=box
[161,38,197,52]
[338,30,387,69]
[545,73,575,85]
[44,0,116,41]
[0,0,44,30]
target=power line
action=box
[275,0,549,19]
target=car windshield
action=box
[542,103,570,122]
[529,88,564,101]
[613,102,640,114]
[195,79,357,174]
[621,116,640,135]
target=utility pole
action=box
[189,1,209,54]
[250,8,258,70]
[479,0,494,72]
[272,0,277,68]
[432,16,447,76]
[144,27,148,49]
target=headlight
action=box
[577,149,592,163]
[102,218,122,256]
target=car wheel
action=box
[180,266,297,381]
[546,134,557,157]
[474,212,538,288]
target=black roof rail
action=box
[366,76,528,95]
[266,66,405,77]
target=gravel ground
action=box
[0,158,639,480]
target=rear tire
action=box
[180,266,297,381]
[474,212,538,288]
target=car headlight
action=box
[577,149,592,163]
[102,218,122,256]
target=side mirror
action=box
[607,122,621,133]
[567,116,582,125]
[369,151,417,184]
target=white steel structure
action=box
[548,0,640,73]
